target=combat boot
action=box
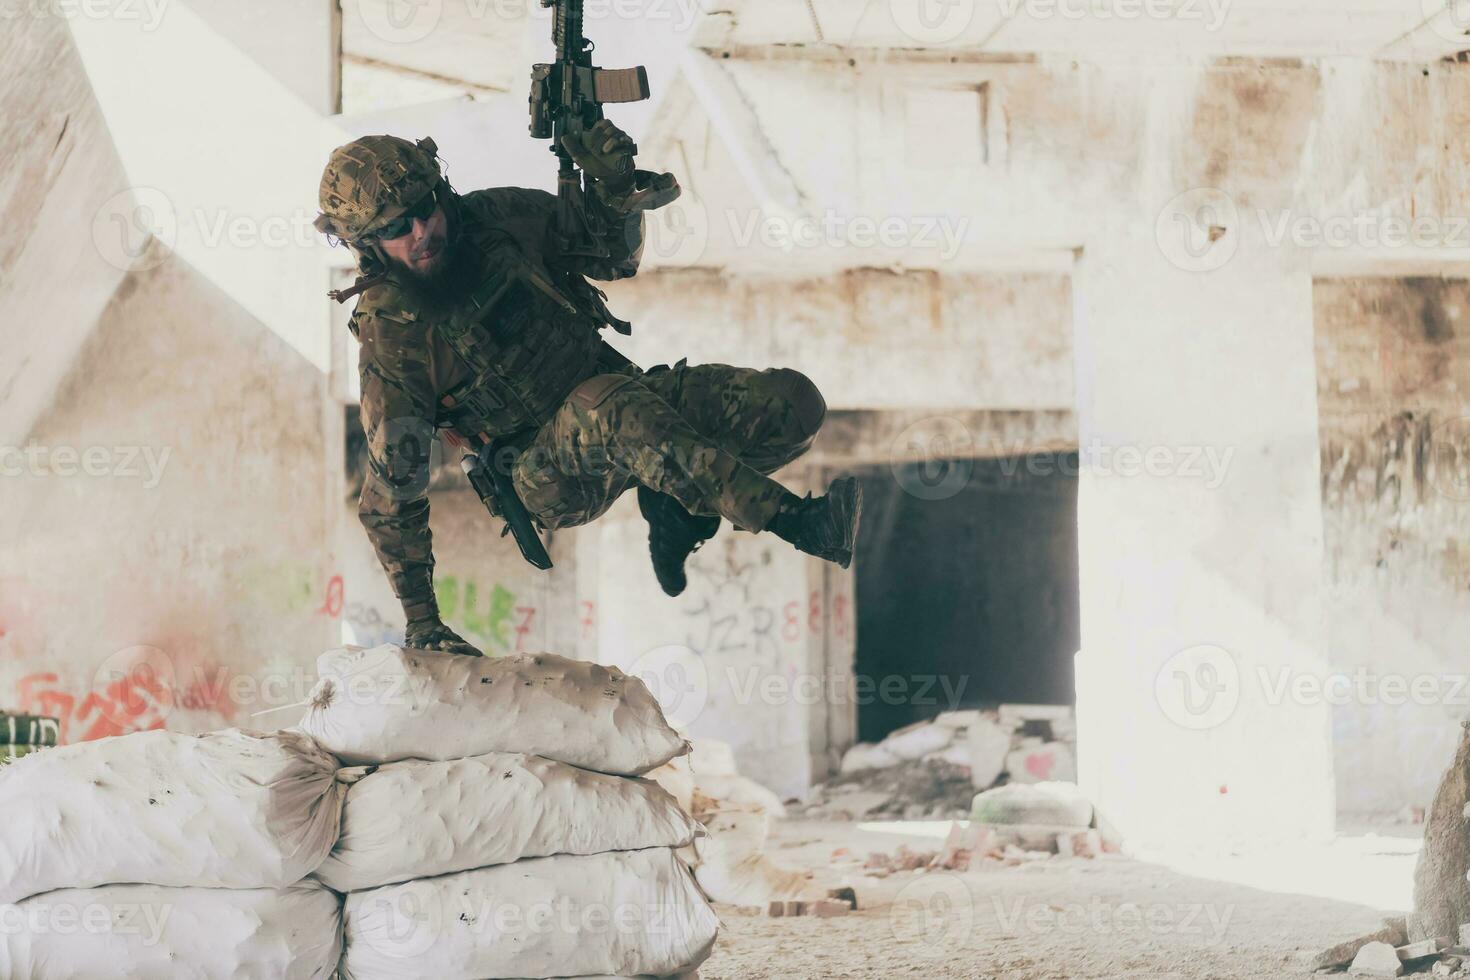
[768,477,864,568]
[639,486,721,597]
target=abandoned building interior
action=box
[6,0,1470,977]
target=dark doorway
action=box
[853,452,1080,743]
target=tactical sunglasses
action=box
[372,192,437,241]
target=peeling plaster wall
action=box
[0,17,131,447]
[0,246,339,742]
[1315,277,1470,815]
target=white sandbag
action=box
[0,880,341,979]
[300,645,688,774]
[0,728,344,905]
[315,752,701,892]
[342,849,718,980]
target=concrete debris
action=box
[966,717,1012,789]
[820,705,1079,819]
[1313,918,1409,972]
[827,886,858,910]
[1056,828,1103,859]
[767,896,853,918]
[1349,942,1405,977]
[1398,937,1448,961]
[1005,740,1078,784]
[799,759,976,821]
[971,781,1094,828]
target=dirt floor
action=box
[699,818,1416,979]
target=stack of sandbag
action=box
[0,728,347,978]
[299,644,720,980]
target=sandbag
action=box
[0,880,342,979]
[299,645,688,774]
[342,849,718,979]
[315,752,701,892]
[0,728,344,905]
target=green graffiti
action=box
[435,576,517,650]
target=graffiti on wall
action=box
[434,576,541,654]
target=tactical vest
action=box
[421,222,619,440]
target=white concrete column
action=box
[1072,211,1334,852]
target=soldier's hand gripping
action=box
[560,119,637,184]
[561,119,681,213]
[404,615,484,657]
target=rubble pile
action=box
[1312,917,1470,977]
[0,643,718,979]
[798,704,1079,821]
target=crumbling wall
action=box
[1315,277,1470,815]
[0,244,338,739]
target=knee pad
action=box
[568,372,640,414]
[770,369,826,438]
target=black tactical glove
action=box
[403,609,483,657]
[560,119,636,184]
[560,120,681,213]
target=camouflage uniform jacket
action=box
[353,186,643,610]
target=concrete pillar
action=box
[1072,214,1334,852]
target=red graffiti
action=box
[514,606,537,651]
[319,574,345,618]
[579,600,596,639]
[808,590,823,635]
[17,668,170,743]
[782,601,801,643]
[831,593,850,640]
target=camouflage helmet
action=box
[314,135,443,241]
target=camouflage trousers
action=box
[512,361,827,532]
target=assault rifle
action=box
[527,0,651,259]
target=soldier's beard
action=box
[389,237,479,316]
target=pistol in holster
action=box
[460,439,553,570]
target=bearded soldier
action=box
[315,125,861,657]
